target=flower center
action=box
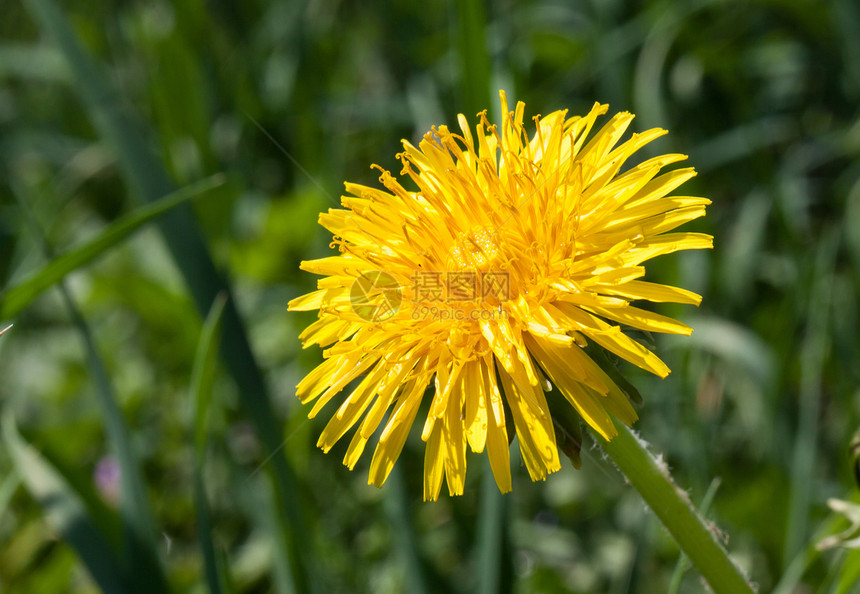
[447,227,499,271]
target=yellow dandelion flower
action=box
[289,91,711,501]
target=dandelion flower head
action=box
[289,91,711,501]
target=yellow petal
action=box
[307,353,379,417]
[288,289,327,311]
[584,304,693,336]
[624,232,713,265]
[344,430,369,470]
[485,377,512,493]
[497,359,560,481]
[442,385,467,496]
[463,359,488,453]
[593,280,702,305]
[423,421,445,502]
[317,362,388,452]
[368,379,426,487]
[524,334,615,439]
[549,303,671,377]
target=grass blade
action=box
[785,230,840,566]
[58,282,171,592]
[454,0,493,119]
[476,462,510,594]
[0,174,224,321]
[2,416,127,593]
[191,293,227,461]
[189,294,231,594]
[265,481,299,594]
[384,467,429,594]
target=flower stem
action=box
[598,418,754,594]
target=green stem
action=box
[598,418,754,594]
[454,0,492,120]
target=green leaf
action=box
[836,548,860,594]
[2,416,127,593]
[455,0,493,120]
[785,231,840,567]
[475,462,511,594]
[190,293,227,460]
[384,467,430,594]
[189,294,232,594]
[0,174,224,321]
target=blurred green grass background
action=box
[2,0,860,592]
